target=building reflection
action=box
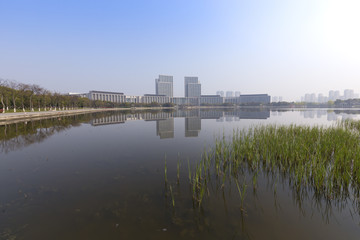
[2,109,360,153]
[185,117,201,137]
[156,119,174,139]
[89,109,271,139]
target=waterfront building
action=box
[125,95,141,103]
[142,94,171,104]
[88,90,125,103]
[224,97,240,104]
[200,95,224,105]
[239,94,270,104]
[184,77,201,98]
[172,97,199,105]
[155,75,173,98]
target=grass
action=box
[165,119,360,213]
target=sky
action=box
[1,0,360,101]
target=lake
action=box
[1,108,360,239]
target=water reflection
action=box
[90,109,271,139]
[2,108,360,153]
[1,108,360,239]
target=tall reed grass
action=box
[165,119,360,212]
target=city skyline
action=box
[1,1,360,101]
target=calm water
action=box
[1,108,360,240]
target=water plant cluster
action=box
[165,119,360,213]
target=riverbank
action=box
[0,107,175,124]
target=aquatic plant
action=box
[165,119,360,213]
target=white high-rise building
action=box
[344,89,354,100]
[184,77,201,98]
[155,75,173,98]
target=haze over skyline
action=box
[1,0,360,101]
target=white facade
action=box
[88,91,125,103]
[155,75,173,98]
[142,94,171,104]
[184,77,201,98]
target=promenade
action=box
[0,108,125,124]
[0,107,178,125]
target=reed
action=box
[164,119,360,213]
[164,154,168,184]
[169,185,175,207]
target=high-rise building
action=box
[344,89,354,100]
[235,91,241,97]
[155,75,173,98]
[184,77,201,98]
[226,91,234,98]
[216,91,224,97]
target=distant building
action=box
[226,91,234,98]
[184,77,201,98]
[126,96,141,103]
[172,97,199,105]
[68,92,88,98]
[216,91,224,97]
[155,75,173,98]
[88,90,125,103]
[239,94,270,104]
[224,97,240,104]
[142,94,171,104]
[344,89,354,100]
[200,95,224,105]
[235,91,241,97]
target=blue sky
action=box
[1,0,360,101]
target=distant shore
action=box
[0,107,175,124]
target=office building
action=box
[200,95,224,105]
[239,94,271,104]
[155,75,173,98]
[142,94,171,104]
[172,97,199,105]
[184,77,201,98]
[88,90,126,103]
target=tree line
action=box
[0,78,96,113]
[0,79,176,113]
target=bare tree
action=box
[8,80,19,112]
[0,78,7,113]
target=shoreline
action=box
[0,107,175,125]
[1,106,359,125]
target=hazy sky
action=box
[1,0,360,101]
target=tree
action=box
[8,80,19,112]
[0,78,9,113]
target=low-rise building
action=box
[200,95,224,105]
[142,94,171,104]
[88,90,126,103]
